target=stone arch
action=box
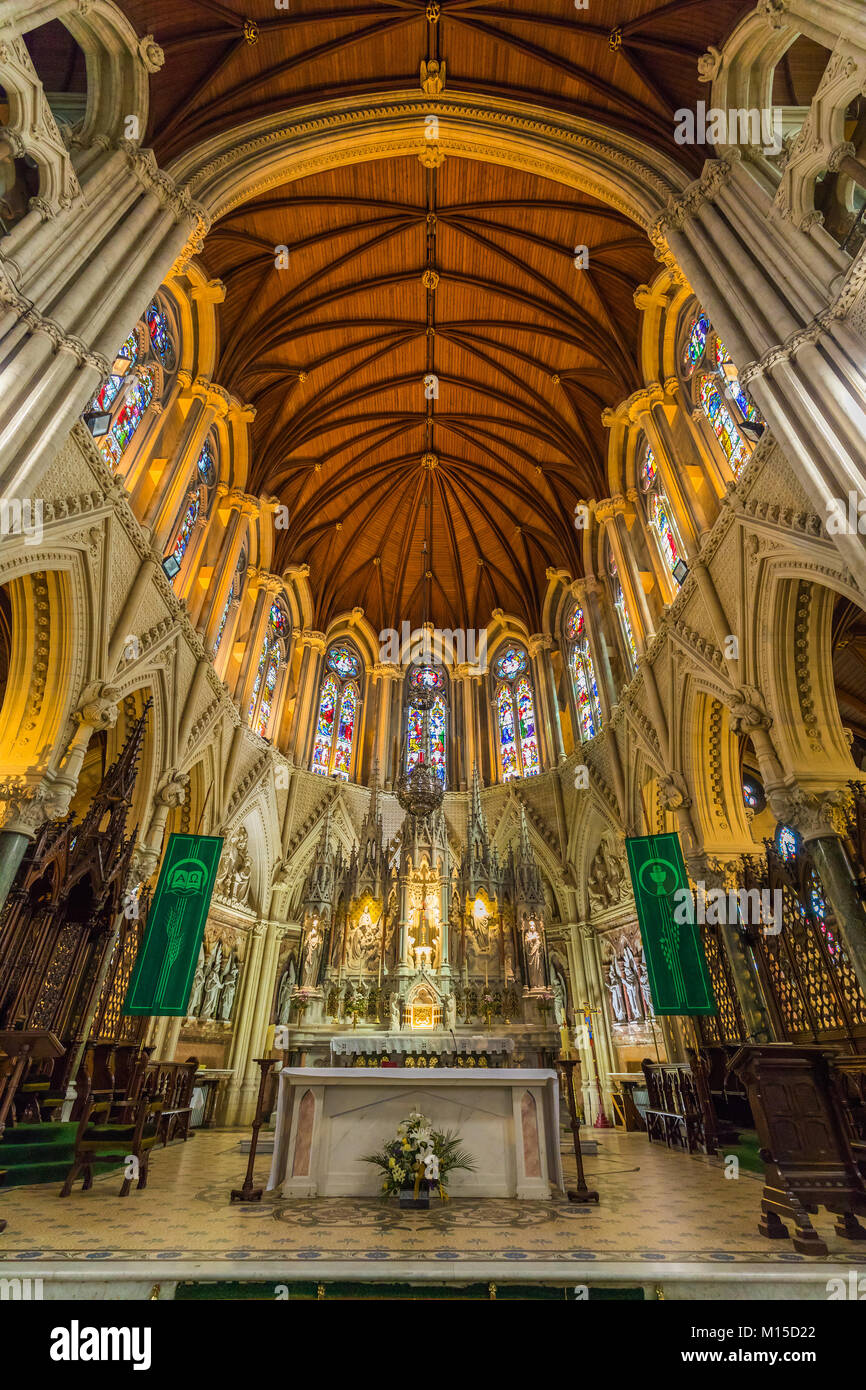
[757,563,862,786]
[0,565,78,792]
[687,686,755,854]
[169,95,692,233]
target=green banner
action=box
[625,832,716,1016]
[123,833,223,1017]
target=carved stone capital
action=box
[76,683,121,731]
[768,786,854,841]
[156,769,190,810]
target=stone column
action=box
[654,153,866,594]
[530,634,565,763]
[769,787,866,999]
[0,143,208,498]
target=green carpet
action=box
[0,1121,121,1188]
[175,1281,645,1301]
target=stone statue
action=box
[215,826,252,906]
[187,946,206,1016]
[523,917,545,990]
[218,952,239,1021]
[621,943,642,1020]
[444,993,457,1030]
[390,993,401,1032]
[301,921,323,987]
[276,959,295,1025]
[201,945,222,1019]
[606,957,626,1022]
[552,973,567,1027]
[587,837,626,911]
[638,952,653,1017]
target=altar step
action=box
[242,1134,599,1158]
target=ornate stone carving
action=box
[215,824,253,906]
[137,35,165,73]
[587,835,627,911]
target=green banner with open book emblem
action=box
[625,832,716,1016]
[123,833,223,1016]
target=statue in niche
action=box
[276,958,296,1025]
[389,993,401,1032]
[216,826,253,906]
[587,837,627,911]
[467,898,491,968]
[347,906,380,973]
[301,919,324,986]
[620,943,642,1021]
[523,917,546,990]
[187,946,206,1016]
[218,952,239,1021]
[201,944,223,1019]
[606,957,627,1022]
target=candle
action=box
[265,1023,276,1054]
[559,1024,571,1057]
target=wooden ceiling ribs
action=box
[116,0,750,629]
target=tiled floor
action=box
[2,1128,863,1268]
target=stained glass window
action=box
[640,444,657,491]
[649,490,681,581]
[713,338,762,425]
[248,601,289,738]
[515,677,539,775]
[197,438,217,487]
[699,377,750,477]
[494,647,528,681]
[495,651,539,781]
[311,674,339,775]
[609,557,637,671]
[498,684,519,782]
[742,775,763,811]
[170,488,201,575]
[410,665,443,690]
[213,585,234,657]
[568,607,602,741]
[99,367,157,469]
[684,312,709,368]
[312,646,360,777]
[332,682,357,780]
[327,645,360,679]
[146,302,175,368]
[90,334,138,414]
[407,693,447,787]
[776,825,797,863]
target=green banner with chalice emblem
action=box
[123,833,224,1016]
[625,832,716,1015]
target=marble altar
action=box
[268,1066,563,1200]
[329,1034,514,1058]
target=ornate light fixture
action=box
[396,687,444,817]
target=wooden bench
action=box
[60,1086,163,1198]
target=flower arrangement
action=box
[291,985,316,1019]
[361,1108,474,1202]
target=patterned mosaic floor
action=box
[1,1129,863,1266]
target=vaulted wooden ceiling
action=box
[116,0,751,631]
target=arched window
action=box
[248,601,291,739]
[406,666,447,788]
[608,551,637,673]
[699,377,750,478]
[90,333,138,415]
[213,582,234,658]
[145,301,176,370]
[684,312,710,370]
[99,366,158,469]
[640,443,683,588]
[169,488,201,573]
[196,436,218,487]
[310,644,361,779]
[713,339,762,425]
[493,646,539,780]
[776,825,798,863]
[566,605,602,741]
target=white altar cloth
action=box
[329,1034,514,1056]
[267,1066,562,1200]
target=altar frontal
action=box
[268,1066,563,1200]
